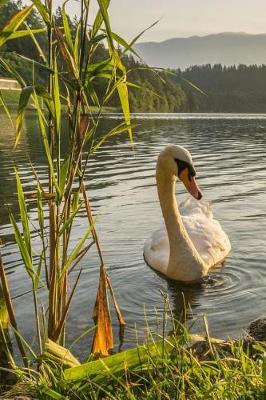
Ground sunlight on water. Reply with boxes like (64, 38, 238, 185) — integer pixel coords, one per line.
(0, 112, 265, 355)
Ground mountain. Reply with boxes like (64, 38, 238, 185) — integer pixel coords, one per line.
(134, 32, 266, 69)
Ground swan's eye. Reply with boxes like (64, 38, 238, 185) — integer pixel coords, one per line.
(188, 165, 196, 181)
(175, 158, 196, 181)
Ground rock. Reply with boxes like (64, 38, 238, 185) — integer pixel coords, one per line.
(247, 317, 266, 341)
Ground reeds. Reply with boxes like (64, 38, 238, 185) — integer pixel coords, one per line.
(0, 0, 135, 380)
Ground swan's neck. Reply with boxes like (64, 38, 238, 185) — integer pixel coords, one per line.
(156, 162, 206, 281)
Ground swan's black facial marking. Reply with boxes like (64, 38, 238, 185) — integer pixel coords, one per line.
(175, 158, 196, 181)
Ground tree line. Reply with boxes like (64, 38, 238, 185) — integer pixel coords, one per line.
(2, 0, 266, 113)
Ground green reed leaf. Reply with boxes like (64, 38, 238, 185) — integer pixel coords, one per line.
(5, 27, 46, 41)
(61, 4, 74, 54)
(37, 183, 44, 231)
(16, 85, 55, 145)
(59, 157, 69, 197)
(92, 121, 135, 152)
(116, 77, 132, 144)
(15, 168, 32, 257)
(34, 249, 43, 290)
(182, 77, 207, 96)
(54, 25, 79, 79)
(53, 58, 61, 137)
(16, 86, 33, 145)
(35, 85, 55, 117)
(31, 0, 50, 25)
(110, 31, 139, 58)
(85, 80, 100, 107)
(71, 192, 80, 213)
(34, 92, 60, 195)
(96, 0, 114, 51)
(0, 5, 34, 48)
(121, 19, 160, 57)
(60, 223, 94, 279)
(9, 213, 33, 280)
(73, 22, 80, 66)
(11, 52, 53, 75)
(92, 0, 110, 38)
(86, 58, 112, 80)
(24, 21, 47, 63)
(87, 33, 106, 46)
(64, 336, 175, 382)
(0, 56, 26, 87)
(59, 201, 82, 237)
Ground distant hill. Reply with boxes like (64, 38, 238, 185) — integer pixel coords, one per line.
(134, 32, 266, 69)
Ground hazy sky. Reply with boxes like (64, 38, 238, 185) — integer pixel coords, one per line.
(54, 0, 266, 42)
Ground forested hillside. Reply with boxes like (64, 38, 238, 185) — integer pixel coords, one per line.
(176, 64, 266, 112)
(2, 1, 266, 113)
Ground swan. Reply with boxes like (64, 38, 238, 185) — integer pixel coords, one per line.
(144, 145, 231, 282)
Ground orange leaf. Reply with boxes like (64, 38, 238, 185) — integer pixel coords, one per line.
(91, 264, 113, 357)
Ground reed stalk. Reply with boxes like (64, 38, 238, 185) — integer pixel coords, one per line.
(0, 0, 138, 377)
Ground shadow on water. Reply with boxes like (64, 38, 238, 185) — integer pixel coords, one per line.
(153, 264, 227, 325)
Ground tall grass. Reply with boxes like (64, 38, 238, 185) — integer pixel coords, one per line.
(0, 0, 137, 383)
(2, 312, 266, 399)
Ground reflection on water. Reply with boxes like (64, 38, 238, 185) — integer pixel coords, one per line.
(0, 112, 266, 357)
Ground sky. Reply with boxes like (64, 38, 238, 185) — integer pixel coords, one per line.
(54, 0, 266, 42)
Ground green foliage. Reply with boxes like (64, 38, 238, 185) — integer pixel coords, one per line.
(0, 4, 34, 48)
(177, 63, 266, 112)
(0, 0, 133, 376)
(0, 0, 45, 60)
(7, 327, 265, 400)
(58, 339, 266, 399)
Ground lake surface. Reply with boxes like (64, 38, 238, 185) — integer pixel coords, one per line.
(0, 113, 265, 358)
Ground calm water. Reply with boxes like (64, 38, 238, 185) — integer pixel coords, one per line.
(0, 113, 265, 357)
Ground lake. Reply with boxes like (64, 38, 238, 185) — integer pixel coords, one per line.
(0, 112, 265, 358)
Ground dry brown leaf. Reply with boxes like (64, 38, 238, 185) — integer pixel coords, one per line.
(91, 264, 113, 356)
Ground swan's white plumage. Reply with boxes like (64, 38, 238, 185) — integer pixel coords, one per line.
(144, 144, 231, 282)
(144, 196, 231, 276)
(180, 197, 231, 267)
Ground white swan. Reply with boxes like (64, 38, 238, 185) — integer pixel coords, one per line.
(144, 145, 231, 282)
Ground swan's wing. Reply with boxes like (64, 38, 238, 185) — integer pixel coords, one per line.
(181, 197, 231, 267)
(144, 197, 231, 274)
(143, 228, 169, 275)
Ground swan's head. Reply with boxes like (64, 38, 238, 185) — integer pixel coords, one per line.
(157, 145, 202, 200)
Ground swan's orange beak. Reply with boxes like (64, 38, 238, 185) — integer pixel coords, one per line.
(179, 168, 202, 200)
